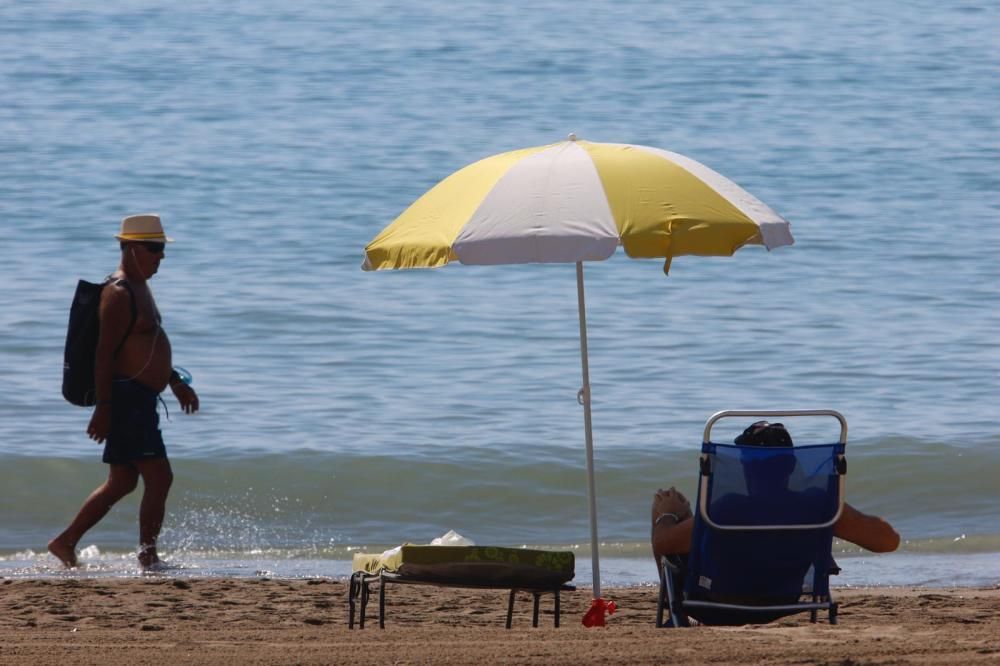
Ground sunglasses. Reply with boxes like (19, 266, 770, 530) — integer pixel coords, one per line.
(136, 241, 165, 254)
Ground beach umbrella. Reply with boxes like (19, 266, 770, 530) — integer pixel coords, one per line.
(362, 135, 794, 621)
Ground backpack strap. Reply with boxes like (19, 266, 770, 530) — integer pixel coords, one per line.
(110, 278, 138, 359)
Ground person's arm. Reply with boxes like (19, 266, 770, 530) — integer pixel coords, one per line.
(833, 502, 900, 553)
(86, 285, 132, 443)
(169, 370, 199, 414)
(650, 487, 694, 559)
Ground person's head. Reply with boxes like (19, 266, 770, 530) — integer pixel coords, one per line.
(734, 421, 793, 448)
(735, 421, 796, 487)
(115, 214, 172, 278)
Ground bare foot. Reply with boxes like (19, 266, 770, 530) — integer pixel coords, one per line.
(138, 544, 160, 569)
(47, 538, 78, 569)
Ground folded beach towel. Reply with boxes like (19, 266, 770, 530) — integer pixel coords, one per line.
(352, 545, 575, 588)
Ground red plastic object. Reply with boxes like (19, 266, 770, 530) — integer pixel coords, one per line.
(581, 597, 617, 627)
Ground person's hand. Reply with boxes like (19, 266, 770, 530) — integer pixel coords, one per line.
(171, 383, 199, 414)
(87, 404, 112, 443)
(651, 487, 692, 524)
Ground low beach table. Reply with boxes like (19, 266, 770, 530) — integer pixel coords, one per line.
(348, 545, 576, 629)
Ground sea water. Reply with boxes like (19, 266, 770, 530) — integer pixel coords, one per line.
(1, 0, 998, 588)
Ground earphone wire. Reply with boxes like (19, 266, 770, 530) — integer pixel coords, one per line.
(114, 246, 160, 383)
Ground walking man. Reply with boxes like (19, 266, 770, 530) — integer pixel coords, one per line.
(49, 214, 199, 569)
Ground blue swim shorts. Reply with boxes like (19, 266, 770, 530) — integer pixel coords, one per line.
(102, 378, 167, 465)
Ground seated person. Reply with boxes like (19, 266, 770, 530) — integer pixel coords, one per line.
(652, 422, 900, 562)
(652, 486, 899, 557)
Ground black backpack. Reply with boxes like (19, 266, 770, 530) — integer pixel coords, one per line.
(62, 278, 137, 406)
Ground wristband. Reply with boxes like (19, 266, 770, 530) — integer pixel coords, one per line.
(170, 366, 192, 386)
(654, 512, 682, 527)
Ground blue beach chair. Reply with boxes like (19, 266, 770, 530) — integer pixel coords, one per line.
(657, 410, 847, 627)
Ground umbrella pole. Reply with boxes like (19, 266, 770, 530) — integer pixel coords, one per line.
(575, 261, 602, 599)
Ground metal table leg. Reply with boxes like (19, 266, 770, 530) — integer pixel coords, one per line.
(379, 574, 387, 629)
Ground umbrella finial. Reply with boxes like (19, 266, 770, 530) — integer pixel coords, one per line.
(567, 132, 577, 142)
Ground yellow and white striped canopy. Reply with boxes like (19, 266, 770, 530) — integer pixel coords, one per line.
(363, 138, 793, 273)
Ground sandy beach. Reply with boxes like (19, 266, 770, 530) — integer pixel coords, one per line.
(0, 579, 997, 664)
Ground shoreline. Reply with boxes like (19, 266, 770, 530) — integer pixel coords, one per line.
(1, 579, 997, 664)
(4, 549, 1000, 589)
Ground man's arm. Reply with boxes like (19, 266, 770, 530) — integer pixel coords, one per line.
(86, 284, 132, 443)
(650, 487, 694, 559)
(833, 502, 900, 553)
(168, 371, 199, 414)
(652, 515, 693, 559)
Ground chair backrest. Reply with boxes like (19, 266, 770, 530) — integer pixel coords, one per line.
(685, 440, 846, 604)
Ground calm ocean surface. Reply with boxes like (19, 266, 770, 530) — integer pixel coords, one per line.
(1, 1, 998, 587)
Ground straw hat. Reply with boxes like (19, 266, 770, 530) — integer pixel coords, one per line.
(115, 214, 174, 242)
